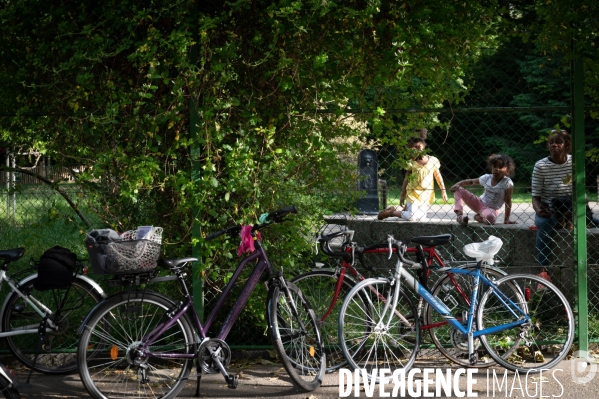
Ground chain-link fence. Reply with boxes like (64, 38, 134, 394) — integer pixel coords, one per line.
(330, 48, 599, 352)
(3, 53, 597, 360)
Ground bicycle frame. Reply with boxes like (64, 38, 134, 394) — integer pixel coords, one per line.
(0, 269, 105, 338)
(319, 242, 475, 331)
(395, 260, 530, 342)
(137, 239, 276, 359)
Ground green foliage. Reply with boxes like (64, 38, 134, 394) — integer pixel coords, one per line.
(3, 0, 597, 336)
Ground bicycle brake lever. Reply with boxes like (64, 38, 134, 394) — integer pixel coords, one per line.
(388, 237, 393, 260)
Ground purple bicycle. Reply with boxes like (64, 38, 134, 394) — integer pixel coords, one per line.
(76, 206, 325, 399)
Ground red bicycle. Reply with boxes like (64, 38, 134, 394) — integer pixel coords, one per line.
(291, 229, 507, 372)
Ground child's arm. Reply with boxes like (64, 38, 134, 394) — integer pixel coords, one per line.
(433, 169, 448, 203)
(450, 178, 480, 192)
(503, 186, 517, 224)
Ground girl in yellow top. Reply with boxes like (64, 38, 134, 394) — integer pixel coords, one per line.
(378, 137, 448, 221)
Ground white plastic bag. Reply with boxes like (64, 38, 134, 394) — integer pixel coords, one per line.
(463, 235, 503, 265)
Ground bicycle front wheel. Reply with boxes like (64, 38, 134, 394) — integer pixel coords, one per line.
(339, 278, 419, 382)
(77, 291, 195, 399)
(267, 280, 326, 392)
(1, 277, 104, 374)
(477, 274, 575, 373)
(291, 269, 358, 373)
(426, 264, 506, 368)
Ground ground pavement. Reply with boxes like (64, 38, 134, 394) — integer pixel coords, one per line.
(8, 357, 598, 399)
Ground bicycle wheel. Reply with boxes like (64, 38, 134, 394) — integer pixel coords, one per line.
(0, 384, 19, 399)
(291, 269, 357, 373)
(77, 291, 195, 399)
(339, 277, 419, 382)
(1, 277, 103, 374)
(267, 280, 326, 392)
(477, 274, 575, 373)
(0, 365, 20, 399)
(426, 265, 506, 367)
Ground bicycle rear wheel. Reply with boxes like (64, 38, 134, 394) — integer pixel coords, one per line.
(1, 277, 103, 374)
(290, 269, 357, 373)
(477, 274, 575, 373)
(0, 364, 20, 399)
(267, 280, 325, 392)
(339, 278, 419, 382)
(77, 291, 194, 399)
(426, 265, 506, 367)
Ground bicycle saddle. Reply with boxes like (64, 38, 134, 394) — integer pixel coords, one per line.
(411, 234, 452, 247)
(0, 248, 25, 263)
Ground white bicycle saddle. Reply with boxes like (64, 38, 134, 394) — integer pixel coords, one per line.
(462, 235, 503, 265)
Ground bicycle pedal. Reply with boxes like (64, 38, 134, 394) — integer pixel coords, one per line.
(226, 374, 238, 389)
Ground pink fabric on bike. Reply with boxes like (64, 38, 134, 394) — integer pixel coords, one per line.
(238, 225, 255, 255)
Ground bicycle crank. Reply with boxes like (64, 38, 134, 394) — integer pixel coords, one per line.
(197, 338, 231, 374)
(197, 338, 238, 389)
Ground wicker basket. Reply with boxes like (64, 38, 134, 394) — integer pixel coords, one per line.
(86, 227, 163, 275)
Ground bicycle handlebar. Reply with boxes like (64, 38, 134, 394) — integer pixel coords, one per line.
(205, 205, 298, 241)
(386, 235, 420, 268)
(318, 230, 353, 257)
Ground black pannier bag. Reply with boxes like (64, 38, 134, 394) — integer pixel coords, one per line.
(33, 246, 78, 291)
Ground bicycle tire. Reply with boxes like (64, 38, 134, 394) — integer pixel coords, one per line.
(339, 277, 419, 382)
(1, 277, 103, 374)
(0, 385, 20, 399)
(477, 273, 575, 373)
(426, 264, 506, 368)
(77, 291, 195, 399)
(267, 280, 326, 392)
(0, 366, 20, 399)
(290, 269, 358, 373)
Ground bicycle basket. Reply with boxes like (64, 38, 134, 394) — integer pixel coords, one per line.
(85, 227, 163, 275)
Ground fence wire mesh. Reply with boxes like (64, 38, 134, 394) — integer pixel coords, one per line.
(3, 50, 598, 358)
(327, 51, 599, 352)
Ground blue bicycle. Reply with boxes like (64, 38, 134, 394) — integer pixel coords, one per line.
(338, 235, 575, 379)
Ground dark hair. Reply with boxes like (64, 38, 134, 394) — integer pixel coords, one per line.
(406, 136, 426, 148)
(487, 154, 515, 177)
(548, 129, 572, 153)
(414, 128, 428, 140)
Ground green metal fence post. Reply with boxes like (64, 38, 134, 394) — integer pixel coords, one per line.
(572, 45, 588, 353)
(190, 0, 204, 323)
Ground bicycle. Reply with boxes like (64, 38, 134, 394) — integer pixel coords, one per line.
(76, 206, 326, 399)
(292, 230, 507, 372)
(0, 364, 20, 399)
(0, 248, 106, 374)
(338, 235, 574, 380)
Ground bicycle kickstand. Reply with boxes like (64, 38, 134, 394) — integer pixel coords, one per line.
(25, 316, 48, 385)
(194, 363, 202, 397)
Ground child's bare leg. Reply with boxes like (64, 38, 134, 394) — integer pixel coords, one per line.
(378, 206, 402, 220)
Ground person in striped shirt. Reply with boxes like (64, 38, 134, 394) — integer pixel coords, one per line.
(531, 129, 573, 269)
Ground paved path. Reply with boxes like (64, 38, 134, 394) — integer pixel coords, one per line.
(12, 359, 597, 399)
